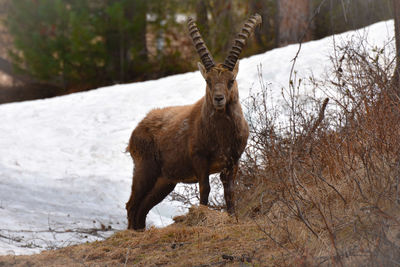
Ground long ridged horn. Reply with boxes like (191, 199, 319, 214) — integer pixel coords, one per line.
(223, 14, 262, 71)
(188, 17, 215, 71)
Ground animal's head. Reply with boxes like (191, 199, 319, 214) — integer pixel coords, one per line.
(188, 14, 262, 111)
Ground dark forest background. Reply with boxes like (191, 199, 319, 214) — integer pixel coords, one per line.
(0, 0, 393, 103)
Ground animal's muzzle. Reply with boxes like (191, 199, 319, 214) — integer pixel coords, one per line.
(213, 95, 226, 108)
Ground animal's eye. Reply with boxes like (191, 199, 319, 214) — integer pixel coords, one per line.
(228, 80, 234, 89)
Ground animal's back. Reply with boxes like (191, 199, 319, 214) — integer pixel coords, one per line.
(127, 101, 201, 162)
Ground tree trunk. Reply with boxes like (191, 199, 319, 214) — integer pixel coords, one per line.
(392, 0, 400, 98)
(105, 0, 148, 83)
(275, 0, 280, 47)
(121, 0, 148, 82)
(277, 0, 312, 47)
(130, 0, 148, 63)
(206, 0, 233, 58)
(249, 0, 278, 50)
(196, 0, 209, 38)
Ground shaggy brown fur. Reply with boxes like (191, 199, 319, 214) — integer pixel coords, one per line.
(126, 15, 261, 230)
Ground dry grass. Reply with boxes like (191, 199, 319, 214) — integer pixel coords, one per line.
(233, 39, 400, 266)
(0, 206, 289, 266)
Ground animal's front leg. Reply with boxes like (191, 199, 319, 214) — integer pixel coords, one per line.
(199, 174, 210, 205)
(192, 155, 210, 206)
(220, 163, 238, 214)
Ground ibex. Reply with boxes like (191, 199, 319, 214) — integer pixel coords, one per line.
(126, 14, 262, 230)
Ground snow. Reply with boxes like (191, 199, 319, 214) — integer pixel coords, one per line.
(0, 20, 395, 255)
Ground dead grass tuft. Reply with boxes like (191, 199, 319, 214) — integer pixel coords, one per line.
(173, 205, 233, 227)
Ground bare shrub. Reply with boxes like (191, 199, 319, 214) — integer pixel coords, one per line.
(169, 175, 224, 209)
(235, 36, 400, 266)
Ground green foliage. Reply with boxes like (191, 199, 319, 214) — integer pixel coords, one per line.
(8, 1, 102, 87)
(7, 0, 149, 89)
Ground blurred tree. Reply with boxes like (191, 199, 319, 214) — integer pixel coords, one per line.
(8, 1, 99, 89)
(392, 0, 400, 97)
(0, 0, 15, 81)
(195, 0, 209, 37)
(2, 0, 394, 98)
(206, 0, 236, 59)
(277, 0, 312, 46)
(6, 0, 150, 91)
(313, 0, 392, 39)
(145, 0, 193, 76)
(188, 0, 238, 61)
(249, 0, 278, 50)
(246, 0, 311, 52)
(101, 0, 148, 82)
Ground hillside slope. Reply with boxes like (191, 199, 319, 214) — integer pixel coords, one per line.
(0, 20, 395, 256)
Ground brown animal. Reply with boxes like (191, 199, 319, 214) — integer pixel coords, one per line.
(126, 14, 262, 230)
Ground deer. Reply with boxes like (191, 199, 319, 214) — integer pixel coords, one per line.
(126, 14, 262, 230)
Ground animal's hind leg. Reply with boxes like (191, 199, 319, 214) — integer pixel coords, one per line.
(126, 159, 160, 230)
(134, 177, 176, 230)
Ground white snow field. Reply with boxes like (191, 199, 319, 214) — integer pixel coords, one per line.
(0, 20, 395, 255)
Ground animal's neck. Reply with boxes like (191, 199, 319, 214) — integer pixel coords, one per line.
(201, 98, 242, 128)
(198, 98, 243, 160)
(202, 100, 230, 119)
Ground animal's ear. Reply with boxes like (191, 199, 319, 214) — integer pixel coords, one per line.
(198, 62, 207, 79)
(232, 60, 239, 79)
